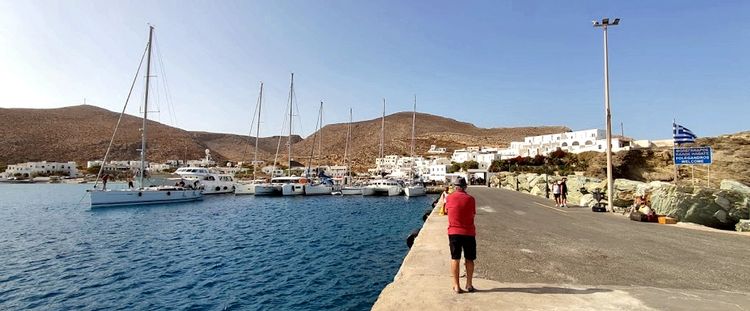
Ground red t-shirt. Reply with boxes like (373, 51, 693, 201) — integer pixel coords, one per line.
(445, 189, 476, 236)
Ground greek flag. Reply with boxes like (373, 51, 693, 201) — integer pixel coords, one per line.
(673, 122, 697, 144)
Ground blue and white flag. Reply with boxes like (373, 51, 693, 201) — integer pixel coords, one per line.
(673, 122, 697, 144)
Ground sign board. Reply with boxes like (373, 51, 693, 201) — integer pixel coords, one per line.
(674, 147, 712, 165)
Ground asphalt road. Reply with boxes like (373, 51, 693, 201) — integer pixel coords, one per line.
(467, 186, 750, 292)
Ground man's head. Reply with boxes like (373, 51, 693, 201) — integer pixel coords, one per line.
(453, 177, 467, 190)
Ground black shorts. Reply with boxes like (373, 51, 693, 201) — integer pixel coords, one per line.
(553, 194, 561, 199)
(449, 235, 476, 260)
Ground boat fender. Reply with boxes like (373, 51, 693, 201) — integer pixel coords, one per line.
(223, 186, 228, 190)
(231, 185, 235, 191)
(215, 186, 221, 192)
(406, 229, 419, 248)
(166, 191, 171, 196)
(422, 209, 432, 222)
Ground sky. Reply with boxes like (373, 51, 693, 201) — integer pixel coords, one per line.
(0, 0, 748, 140)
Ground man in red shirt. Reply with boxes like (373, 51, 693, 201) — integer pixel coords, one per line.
(445, 177, 476, 293)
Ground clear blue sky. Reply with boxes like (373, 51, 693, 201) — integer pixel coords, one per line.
(1, 0, 747, 140)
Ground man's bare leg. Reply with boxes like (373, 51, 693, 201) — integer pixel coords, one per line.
(465, 260, 474, 290)
(451, 259, 463, 292)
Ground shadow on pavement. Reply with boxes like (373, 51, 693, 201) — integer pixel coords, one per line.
(476, 287, 612, 295)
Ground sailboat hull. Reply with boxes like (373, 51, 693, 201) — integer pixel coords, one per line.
(404, 186, 426, 197)
(304, 184, 333, 195)
(254, 184, 281, 196)
(234, 183, 256, 195)
(89, 188, 202, 208)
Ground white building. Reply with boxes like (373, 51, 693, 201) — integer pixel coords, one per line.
(427, 145, 447, 154)
(4, 161, 79, 178)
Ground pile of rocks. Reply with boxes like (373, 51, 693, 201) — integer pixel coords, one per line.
(489, 173, 750, 231)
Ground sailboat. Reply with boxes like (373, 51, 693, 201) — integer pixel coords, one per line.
(363, 98, 403, 196)
(235, 82, 266, 195)
(88, 26, 202, 208)
(276, 73, 305, 196)
(404, 95, 426, 197)
(339, 108, 362, 195)
(304, 101, 335, 195)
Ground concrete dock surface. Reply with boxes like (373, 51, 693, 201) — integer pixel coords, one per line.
(373, 187, 750, 310)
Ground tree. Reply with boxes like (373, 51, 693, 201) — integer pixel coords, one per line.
(447, 162, 461, 174)
(461, 160, 479, 170)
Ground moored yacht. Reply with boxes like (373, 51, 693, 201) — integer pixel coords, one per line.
(235, 179, 266, 195)
(362, 179, 403, 196)
(174, 167, 236, 195)
(272, 176, 306, 196)
(88, 26, 202, 208)
(404, 181, 426, 197)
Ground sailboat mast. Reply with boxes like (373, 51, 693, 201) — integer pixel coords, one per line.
(380, 98, 385, 159)
(344, 108, 352, 179)
(288, 73, 294, 177)
(140, 25, 154, 188)
(411, 94, 416, 157)
(253, 82, 263, 180)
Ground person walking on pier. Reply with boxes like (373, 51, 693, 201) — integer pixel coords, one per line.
(445, 177, 476, 294)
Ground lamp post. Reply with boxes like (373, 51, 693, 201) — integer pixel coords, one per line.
(593, 17, 620, 212)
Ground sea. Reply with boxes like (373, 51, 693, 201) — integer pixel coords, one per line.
(0, 184, 435, 310)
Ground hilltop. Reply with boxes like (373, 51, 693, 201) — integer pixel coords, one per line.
(0, 105, 566, 170)
(0, 105, 299, 166)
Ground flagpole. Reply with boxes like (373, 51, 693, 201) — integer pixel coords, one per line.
(673, 119, 678, 183)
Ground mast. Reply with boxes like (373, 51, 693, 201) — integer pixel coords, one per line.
(307, 101, 323, 178)
(140, 25, 154, 188)
(410, 94, 417, 180)
(411, 94, 416, 157)
(287, 73, 294, 177)
(253, 82, 263, 180)
(380, 98, 385, 159)
(344, 108, 352, 181)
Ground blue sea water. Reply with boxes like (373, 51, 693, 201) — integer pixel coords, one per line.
(0, 184, 434, 310)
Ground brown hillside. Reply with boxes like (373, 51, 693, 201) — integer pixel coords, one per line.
(0, 105, 286, 166)
(189, 131, 302, 164)
(289, 111, 569, 171)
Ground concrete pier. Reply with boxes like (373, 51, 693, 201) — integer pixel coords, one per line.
(373, 187, 750, 310)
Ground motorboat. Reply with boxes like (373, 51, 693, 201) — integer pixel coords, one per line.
(88, 26, 202, 208)
(174, 167, 236, 195)
(362, 179, 403, 196)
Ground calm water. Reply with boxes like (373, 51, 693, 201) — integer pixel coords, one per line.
(0, 184, 434, 310)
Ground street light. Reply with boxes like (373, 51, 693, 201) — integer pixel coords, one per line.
(593, 17, 620, 212)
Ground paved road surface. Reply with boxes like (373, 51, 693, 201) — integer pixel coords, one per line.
(470, 187, 750, 291)
(373, 186, 750, 310)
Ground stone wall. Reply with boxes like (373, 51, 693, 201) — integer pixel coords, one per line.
(489, 173, 750, 231)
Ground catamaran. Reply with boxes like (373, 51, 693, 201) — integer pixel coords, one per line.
(88, 26, 202, 208)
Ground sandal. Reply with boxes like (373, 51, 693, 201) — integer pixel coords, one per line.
(466, 286, 476, 293)
(452, 287, 465, 294)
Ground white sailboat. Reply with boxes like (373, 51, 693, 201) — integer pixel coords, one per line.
(363, 99, 403, 196)
(280, 73, 305, 196)
(339, 108, 362, 195)
(235, 82, 265, 195)
(304, 101, 335, 195)
(89, 26, 202, 208)
(404, 94, 426, 197)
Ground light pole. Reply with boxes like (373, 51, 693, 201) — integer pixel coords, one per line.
(593, 17, 619, 212)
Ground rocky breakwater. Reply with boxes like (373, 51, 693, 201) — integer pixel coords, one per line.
(489, 173, 750, 231)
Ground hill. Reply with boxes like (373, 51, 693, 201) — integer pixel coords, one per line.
(0, 105, 297, 166)
(289, 111, 569, 171)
